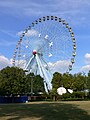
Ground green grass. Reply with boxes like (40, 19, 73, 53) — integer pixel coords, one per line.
(0, 101, 90, 120)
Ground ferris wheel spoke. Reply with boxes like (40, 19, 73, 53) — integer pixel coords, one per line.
(36, 54, 52, 92)
(37, 41, 48, 53)
(40, 55, 53, 78)
(35, 54, 49, 93)
(24, 55, 34, 70)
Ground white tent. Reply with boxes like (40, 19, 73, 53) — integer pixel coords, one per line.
(57, 87, 67, 95)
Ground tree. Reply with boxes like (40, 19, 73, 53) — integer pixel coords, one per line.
(25, 73, 44, 94)
(51, 72, 62, 89)
(25, 73, 34, 94)
(61, 73, 74, 89)
(33, 75, 44, 93)
(0, 66, 26, 95)
(73, 73, 86, 91)
(0, 67, 45, 96)
(50, 72, 62, 100)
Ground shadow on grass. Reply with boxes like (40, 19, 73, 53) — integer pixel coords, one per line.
(0, 102, 90, 120)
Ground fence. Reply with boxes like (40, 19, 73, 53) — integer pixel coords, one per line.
(0, 96, 28, 103)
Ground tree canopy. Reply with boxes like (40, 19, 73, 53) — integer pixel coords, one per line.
(0, 66, 90, 98)
(0, 66, 44, 96)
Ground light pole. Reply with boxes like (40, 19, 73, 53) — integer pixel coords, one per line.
(30, 75, 34, 96)
(82, 72, 87, 89)
(82, 72, 88, 97)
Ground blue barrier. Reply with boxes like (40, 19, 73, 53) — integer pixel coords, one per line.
(0, 96, 28, 103)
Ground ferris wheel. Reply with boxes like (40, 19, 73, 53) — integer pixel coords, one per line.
(12, 16, 76, 93)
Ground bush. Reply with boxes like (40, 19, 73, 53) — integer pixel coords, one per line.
(56, 91, 86, 101)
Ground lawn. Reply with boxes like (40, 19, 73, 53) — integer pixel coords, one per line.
(0, 101, 90, 120)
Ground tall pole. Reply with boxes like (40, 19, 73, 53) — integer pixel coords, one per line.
(30, 75, 34, 96)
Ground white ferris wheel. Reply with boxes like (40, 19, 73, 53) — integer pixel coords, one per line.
(12, 16, 76, 94)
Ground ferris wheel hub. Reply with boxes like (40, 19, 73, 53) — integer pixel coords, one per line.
(32, 50, 37, 55)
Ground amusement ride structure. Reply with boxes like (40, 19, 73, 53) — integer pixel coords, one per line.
(12, 16, 76, 94)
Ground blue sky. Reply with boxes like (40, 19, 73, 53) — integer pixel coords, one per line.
(0, 0, 90, 74)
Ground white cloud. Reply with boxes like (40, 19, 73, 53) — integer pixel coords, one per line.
(0, 0, 89, 18)
(85, 53, 90, 59)
(80, 65, 90, 72)
(0, 55, 12, 70)
(17, 30, 38, 37)
(17, 31, 24, 36)
(11, 59, 70, 73)
(0, 0, 88, 12)
(25, 30, 38, 37)
(48, 60, 70, 73)
(80, 53, 90, 73)
(85, 53, 90, 64)
(14, 59, 26, 69)
(0, 0, 89, 30)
